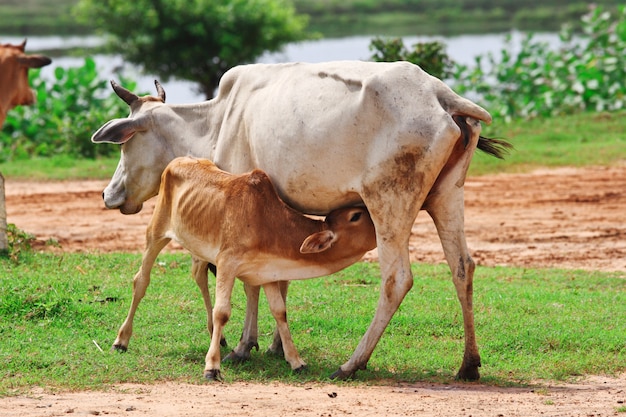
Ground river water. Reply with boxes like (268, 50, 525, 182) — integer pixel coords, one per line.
(2, 32, 564, 103)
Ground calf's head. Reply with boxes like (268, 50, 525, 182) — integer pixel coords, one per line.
(91, 80, 169, 214)
(300, 207, 377, 256)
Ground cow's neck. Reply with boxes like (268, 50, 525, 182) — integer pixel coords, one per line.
(164, 101, 220, 159)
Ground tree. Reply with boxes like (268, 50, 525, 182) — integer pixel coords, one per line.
(74, 0, 311, 99)
(369, 37, 454, 80)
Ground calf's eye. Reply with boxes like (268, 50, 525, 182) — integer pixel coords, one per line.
(350, 212, 362, 222)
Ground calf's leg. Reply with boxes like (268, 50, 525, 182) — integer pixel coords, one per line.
(204, 263, 237, 381)
(262, 281, 306, 371)
(191, 257, 226, 346)
(113, 235, 170, 351)
(267, 280, 289, 356)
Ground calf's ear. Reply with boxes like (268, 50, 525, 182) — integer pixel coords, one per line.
(300, 230, 337, 254)
(91, 116, 147, 144)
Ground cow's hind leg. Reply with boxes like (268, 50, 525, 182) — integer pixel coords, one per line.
(426, 183, 481, 381)
(262, 281, 306, 371)
(191, 258, 226, 346)
(112, 234, 170, 351)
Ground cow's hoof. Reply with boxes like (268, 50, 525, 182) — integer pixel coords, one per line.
(265, 345, 284, 357)
(222, 350, 250, 363)
(247, 341, 260, 353)
(455, 358, 481, 381)
(111, 344, 127, 352)
(455, 367, 480, 381)
(330, 368, 353, 380)
(204, 369, 223, 382)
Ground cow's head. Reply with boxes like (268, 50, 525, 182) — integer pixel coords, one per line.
(91, 80, 170, 214)
(0, 39, 51, 126)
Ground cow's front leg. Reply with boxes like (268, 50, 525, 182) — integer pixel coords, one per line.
(331, 239, 414, 379)
(331, 193, 419, 379)
(222, 282, 261, 363)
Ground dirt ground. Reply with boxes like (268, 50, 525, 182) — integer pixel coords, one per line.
(3, 165, 626, 416)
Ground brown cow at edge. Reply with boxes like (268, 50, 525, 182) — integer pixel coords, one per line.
(0, 39, 51, 127)
(0, 39, 51, 252)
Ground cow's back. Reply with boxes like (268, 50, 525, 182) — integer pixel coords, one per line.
(211, 61, 486, 215)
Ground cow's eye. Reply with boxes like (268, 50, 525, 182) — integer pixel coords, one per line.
(350, 212, 362, 222)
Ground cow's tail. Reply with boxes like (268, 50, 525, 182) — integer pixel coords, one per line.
(439, 85, 513, 160)
(477, 136, 513, 160)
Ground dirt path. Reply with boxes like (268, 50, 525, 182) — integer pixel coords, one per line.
(3, 375, 626, 417)
(3, 165, 626, 416)
(6, 165, 626, 272)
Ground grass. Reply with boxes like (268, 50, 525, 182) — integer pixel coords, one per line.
(1, 110, 625, 181)
(1, 253, 624, 395)
(0, 154, 119, 181)
(470, 110, 626, 176)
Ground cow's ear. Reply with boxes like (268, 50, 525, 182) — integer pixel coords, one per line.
(91, 117, 146, 144)
(17, 54, 51, 69)
(300, 230, 337, 254)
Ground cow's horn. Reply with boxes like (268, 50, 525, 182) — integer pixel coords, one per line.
(154, 80, 166, 102)
(111, 80, 139, 106)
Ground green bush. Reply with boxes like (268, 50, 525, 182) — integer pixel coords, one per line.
(2, 224, 35, 263)
(452, 5, 626, 120)
(369, 37, 454, 79)
(0, 57, 135, 162)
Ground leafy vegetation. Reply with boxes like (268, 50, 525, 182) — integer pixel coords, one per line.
(1, 253, 623, 394)
(0, 58, 134, 162)
(370, 6, 626, 121)
(73, 0, 311, 99)
(453, 6, 626, 121)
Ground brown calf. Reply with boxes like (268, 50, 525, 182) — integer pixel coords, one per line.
(113, 156, 377, 380)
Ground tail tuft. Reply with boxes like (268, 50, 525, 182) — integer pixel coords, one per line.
(477, 136, 513, 160)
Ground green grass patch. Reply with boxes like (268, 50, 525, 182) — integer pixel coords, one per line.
(470, 111, 626, 175)
(0, 155, 118, 181)
(1, 253, 624, 395)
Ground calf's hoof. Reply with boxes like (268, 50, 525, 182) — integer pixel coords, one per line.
(293, 365, 307, 374)
(220, 337, 227, 347)
(204, 369, 223, 382)
(111, 344, 128, 353)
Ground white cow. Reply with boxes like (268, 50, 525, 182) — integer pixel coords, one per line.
(114, 156, 377, 380)
(92, 60, 510, 380)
